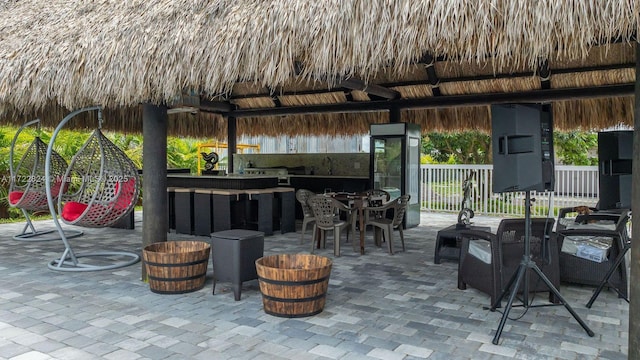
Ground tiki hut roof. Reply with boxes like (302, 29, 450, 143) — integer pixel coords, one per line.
(0, 1, 638, 138)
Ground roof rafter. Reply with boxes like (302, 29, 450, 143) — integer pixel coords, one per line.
(225, 84, 634, 117)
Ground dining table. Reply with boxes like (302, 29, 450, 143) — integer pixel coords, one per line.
(329, 192, 385, 255)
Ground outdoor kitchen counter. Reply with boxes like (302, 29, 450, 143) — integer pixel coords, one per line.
(288, 175, 370, 195)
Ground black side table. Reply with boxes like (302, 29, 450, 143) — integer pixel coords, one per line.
(434, 224, 491, 264)
(211, 229, 264, 300)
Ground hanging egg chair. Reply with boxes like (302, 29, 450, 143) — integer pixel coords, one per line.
(58, 129, 139, 227)
(45, 106, 141, 271)
(7, 119, 82, 241)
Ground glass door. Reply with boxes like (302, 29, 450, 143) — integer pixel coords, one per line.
(372, 137, 403, 200)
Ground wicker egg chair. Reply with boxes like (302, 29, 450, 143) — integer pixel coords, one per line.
(7, 119, 82, 241)
(45, 106, 140, 271)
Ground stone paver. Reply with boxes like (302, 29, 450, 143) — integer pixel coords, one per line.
(0, 211, 630, 359)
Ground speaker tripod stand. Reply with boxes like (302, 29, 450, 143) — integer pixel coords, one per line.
(490, 191, 594, 345)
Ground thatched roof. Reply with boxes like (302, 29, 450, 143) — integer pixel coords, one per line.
(0, 1, 638, 138)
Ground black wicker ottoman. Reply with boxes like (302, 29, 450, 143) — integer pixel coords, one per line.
(211, 229, 265, 300)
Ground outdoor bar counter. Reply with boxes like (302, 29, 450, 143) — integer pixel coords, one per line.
(167, 174, 291, 237)
(167, 174, 279, 189)
(288, 175, 369, 194)
(168, 173, 369, 193)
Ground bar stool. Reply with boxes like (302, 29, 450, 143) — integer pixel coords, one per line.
(193, 189, 214, 236)
(210, 189, 247, 232)
(173, 187, 195, 235)
(244, 188, 274, 236)
(272, 187, 295, 234)
(167, 187, 177, 231)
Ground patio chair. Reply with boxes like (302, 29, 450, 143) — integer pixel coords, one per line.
(296, 189, 316, 244)
(307, 195, 355, 256)
(349, 188, 391, 235)
(364, 188, 391, 204)
(363, 194, 410, 254)
(555, 207, 631, 306)
(362, 188, 391, 221)
(458, 218, 559, 307)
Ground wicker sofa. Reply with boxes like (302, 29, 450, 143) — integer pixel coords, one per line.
(554, 207, 631, 301)
(457, 218, 559, 307)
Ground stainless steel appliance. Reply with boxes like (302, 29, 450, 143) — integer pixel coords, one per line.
(369, 123, 421, 228)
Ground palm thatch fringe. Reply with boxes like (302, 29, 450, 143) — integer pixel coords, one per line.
(551, 69, 635, 89)
(548, 42, 636, 69)
(394, 85, 434, 99)
(238, 112, 385, 137)
(349, 90, 371, 102)
(1, 95, 634, 138)
(553, 97, 634, 131)
(231, 97, 276, 109)
(440, 77, 540, 96)
(279, 92, 347, 106)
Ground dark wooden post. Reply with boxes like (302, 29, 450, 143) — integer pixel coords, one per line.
(227, 116, 237, 173)
(389, 105, 401, 123)
(630, 41, 639, 360)
(142, 103, 168, 280)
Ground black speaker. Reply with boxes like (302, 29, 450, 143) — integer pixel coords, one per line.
(491, 104, 555, 193)
(598, 130, 632, 210)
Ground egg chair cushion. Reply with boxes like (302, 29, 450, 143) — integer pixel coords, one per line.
(62, 201, 89, 222)
(9, 191, 23, 205)
(113, 178, 137, 211)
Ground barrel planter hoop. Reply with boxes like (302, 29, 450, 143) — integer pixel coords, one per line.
(255, 254, 332, 318)
(143, 241, 210, 294)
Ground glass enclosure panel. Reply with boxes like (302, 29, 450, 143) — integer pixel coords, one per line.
(407, 136, 420, 204)
(372, 137, 403, 199)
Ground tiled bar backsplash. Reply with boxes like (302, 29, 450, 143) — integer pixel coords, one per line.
(234, 153, 370, 177)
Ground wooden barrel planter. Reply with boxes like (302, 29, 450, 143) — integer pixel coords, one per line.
(143, 241, 210, 294)
(255, 254, 332, 318)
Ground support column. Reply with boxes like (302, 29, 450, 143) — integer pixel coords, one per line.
(142, 103, 168, 280)
(228, 116, 237, 173)
(630, 41, 639, 360)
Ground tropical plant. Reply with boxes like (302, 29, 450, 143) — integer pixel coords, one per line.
(422, 131, 492, 164)
(50, 130, 90, 160)
(553, 131, 598, 165)
(167, 137, 203, 173)
(106, 132, 143, 169)
(0, 128, 12, 218)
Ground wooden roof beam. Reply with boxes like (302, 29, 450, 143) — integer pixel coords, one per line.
(338, 78, 400, 100)
(198, 98, 235, 113)
(381, 62, 636, 88)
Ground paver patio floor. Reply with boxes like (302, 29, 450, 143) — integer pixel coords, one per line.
(0, 212, 629, 359)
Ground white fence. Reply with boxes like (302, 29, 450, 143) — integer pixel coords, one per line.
(420, 164, 599, 217)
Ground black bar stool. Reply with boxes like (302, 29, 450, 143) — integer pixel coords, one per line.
(272, 187, 295, 234)
(173, 187, 195, 235)
(244, 188, 274, 236)
(193, 189, 214, 236)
